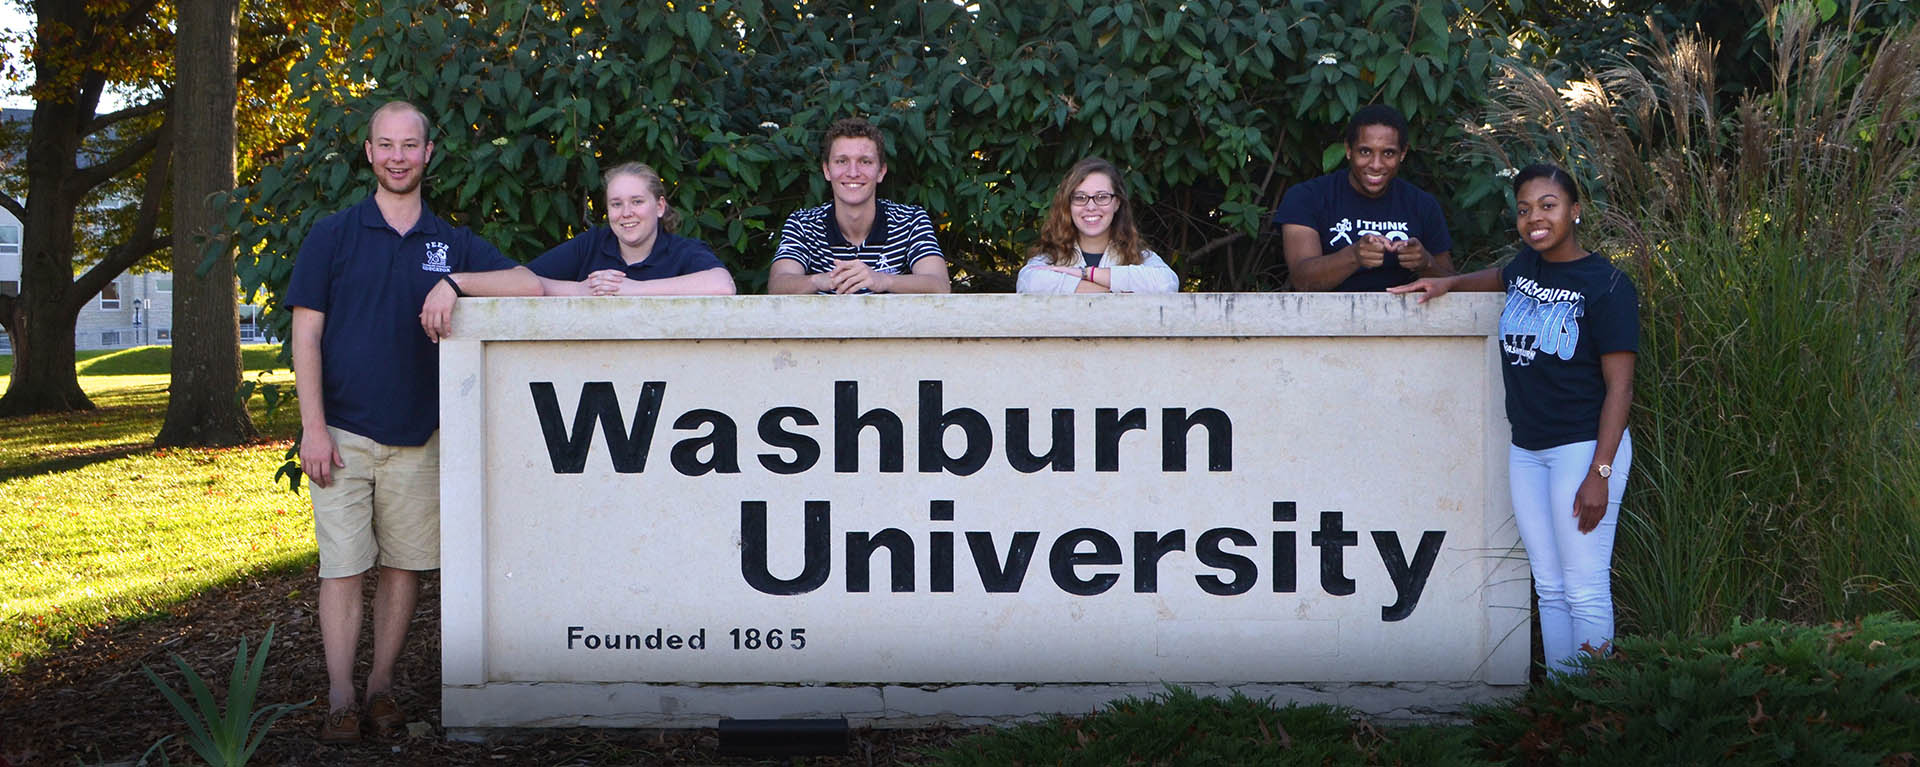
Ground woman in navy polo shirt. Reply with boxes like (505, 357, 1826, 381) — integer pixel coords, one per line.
(1389, 164, 1638, 674)
(530, 162, 735, 296)
(1016, 157, 1178, 293)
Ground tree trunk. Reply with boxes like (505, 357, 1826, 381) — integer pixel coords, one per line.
(0, 284, 90, 413)
(157, 0, 256, 447)
(0, 89, 94, 416)
(0, 2, 171, 417)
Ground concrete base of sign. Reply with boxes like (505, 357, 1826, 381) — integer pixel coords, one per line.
(445, 680, 1521, 736)
(441, 293, 1529, 730)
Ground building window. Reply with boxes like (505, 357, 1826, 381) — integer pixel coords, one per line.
(101, 330, 121, 346)
(156, 328, 171, 341)
(100, 280, 120, 310)
(0, 280, 16, 297)
(0, 224, 18, 258)
(156, 276, 173, 293)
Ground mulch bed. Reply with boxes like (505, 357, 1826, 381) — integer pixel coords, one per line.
(0, 567, 975, 766)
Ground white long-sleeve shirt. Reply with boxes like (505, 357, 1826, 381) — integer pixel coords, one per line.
(1015, 250, 1180, 294)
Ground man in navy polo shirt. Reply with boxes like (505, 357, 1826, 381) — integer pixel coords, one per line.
(768, 117, 951, 294)
(1274, 104, 1456, 291)
(529, 162, 734, 296)
(286, 100, 538, 743)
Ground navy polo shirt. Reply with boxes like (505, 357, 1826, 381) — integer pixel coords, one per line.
(526, 227, 724, 282)
(285, 195, 517, 446)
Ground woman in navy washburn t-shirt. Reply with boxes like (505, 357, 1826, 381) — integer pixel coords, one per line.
(1389, 164, 1638, 675)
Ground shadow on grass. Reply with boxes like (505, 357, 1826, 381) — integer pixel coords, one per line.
(0, 444, 153, 483)
(2, 549, 321, 675)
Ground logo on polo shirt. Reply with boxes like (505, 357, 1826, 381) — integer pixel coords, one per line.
(422, 241, 451, 273)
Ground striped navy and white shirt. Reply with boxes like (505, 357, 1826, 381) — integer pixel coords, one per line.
(772, 199, 944, 287)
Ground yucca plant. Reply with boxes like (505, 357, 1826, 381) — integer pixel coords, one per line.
(140, 624, 310, 767)
(1465, 0, 1920, 635)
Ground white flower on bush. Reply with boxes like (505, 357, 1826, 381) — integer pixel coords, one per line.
(759, 121, 780, 130)
(491, 137, 508, 146)
(1316, 54, 1338, 66)
(1496, 167, 1519, 179)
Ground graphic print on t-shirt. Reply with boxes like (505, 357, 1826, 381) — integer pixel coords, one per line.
(1327, 217, 1411, 249)
(1500, 275, 1584, 367)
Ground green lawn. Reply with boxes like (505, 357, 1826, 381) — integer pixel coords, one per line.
(0, 346, 308, 671)
(0, 348, 112, 377)
(0, 344, 286, 378)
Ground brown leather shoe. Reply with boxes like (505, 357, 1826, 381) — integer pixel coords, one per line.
(317, 704, 361, 743)
(365, 693, 405, 739)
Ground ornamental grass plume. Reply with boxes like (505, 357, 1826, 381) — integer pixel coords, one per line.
(1463, 0, 1920, 636)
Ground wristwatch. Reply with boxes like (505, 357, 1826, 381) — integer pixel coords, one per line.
(1593, 464, 1613, 479)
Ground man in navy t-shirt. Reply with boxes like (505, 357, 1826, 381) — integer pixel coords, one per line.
(1273, 104, 1456, 291)
(285, 100, 537, 742)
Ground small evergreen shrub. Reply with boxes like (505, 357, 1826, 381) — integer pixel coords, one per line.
(1472, 615, 1920, 766)
(927, 685, 1490, 766)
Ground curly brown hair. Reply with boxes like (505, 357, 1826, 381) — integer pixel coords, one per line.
(820, 117, 888, 166)
(1033, 157, 1145, 267)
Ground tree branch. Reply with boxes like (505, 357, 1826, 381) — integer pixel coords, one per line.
(1185, 231, 1246, 263)
(85, 99, 168, 136)
(114, 0, 166, 28)
(0, 192, 23, 221)
(68, 118, 164, 196)
(70, 126, 173, 311)
(74, 69, 106, 122)
(238, 38, 304, 81)
(76, 34, 297, 141)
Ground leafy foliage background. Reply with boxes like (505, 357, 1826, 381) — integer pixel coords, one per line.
(230, 0, 1516, 336)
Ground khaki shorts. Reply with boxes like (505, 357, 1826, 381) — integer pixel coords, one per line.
(311, 427, 440, 578)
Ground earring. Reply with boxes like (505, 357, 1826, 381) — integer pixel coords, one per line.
(1574, 217, 1582, 224)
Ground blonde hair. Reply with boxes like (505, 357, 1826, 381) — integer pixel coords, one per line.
(602, 162, 680, 233)
(367, 100, 431, 140)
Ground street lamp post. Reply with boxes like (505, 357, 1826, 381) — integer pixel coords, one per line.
(130, 298, 147, 346)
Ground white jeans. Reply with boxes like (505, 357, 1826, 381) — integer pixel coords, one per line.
(1510, 430, 1632, 673)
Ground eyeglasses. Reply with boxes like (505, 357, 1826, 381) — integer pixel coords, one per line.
(1070, 192, 1118, 208)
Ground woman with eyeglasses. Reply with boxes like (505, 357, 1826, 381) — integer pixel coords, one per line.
(1016, 157, 1179, 293)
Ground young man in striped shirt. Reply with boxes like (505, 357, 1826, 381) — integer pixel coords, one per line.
(768, 118, 951, 294)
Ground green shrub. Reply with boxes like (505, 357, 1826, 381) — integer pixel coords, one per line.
(230, 0, 1520, 323)
(1472, 615, 1920, 765)
(926, 686, 1490, 766)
